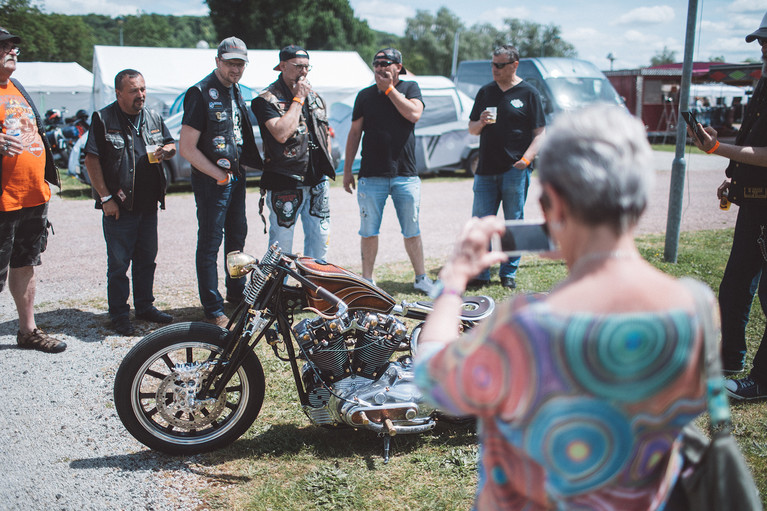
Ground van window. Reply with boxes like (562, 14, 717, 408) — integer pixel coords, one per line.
(455, 61, 492, 99)
(546, 77, 623, 110)
(420, 95, 459, 127)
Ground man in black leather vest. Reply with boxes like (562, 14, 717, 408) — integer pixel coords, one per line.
(252, 45, 335, 260)
(179, 36, 263, 327)
(688, 12, 767, 400)
(85, 69, 176, 336)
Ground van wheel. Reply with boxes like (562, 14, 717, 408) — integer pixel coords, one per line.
(464, 150, 479, 176)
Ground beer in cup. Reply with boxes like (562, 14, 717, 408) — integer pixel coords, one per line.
(146, 144, 160, 164)
(484, 107, 497, 124)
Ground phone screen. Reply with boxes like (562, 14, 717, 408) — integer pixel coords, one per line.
(492, 221, 555, 256)
(681, 111, 706, 142)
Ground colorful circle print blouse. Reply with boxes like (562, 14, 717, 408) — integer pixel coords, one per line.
(414, 291, 709, 511)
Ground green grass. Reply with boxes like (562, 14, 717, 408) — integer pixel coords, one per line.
(174, 228, 767, 510)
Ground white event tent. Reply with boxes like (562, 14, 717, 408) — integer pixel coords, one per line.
(92, 45, 374, 114)
(12, 61, 94, 116)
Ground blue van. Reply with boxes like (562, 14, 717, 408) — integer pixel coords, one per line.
(454, 57, 624, 123)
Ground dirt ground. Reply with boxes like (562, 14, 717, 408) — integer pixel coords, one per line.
(0, 150, 736, 321)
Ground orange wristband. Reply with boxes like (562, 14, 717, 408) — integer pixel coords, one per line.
(520, 157, 530, 167)
(217, 174, 230, 185)
(293, 96, 304, 105)
(384, 85, 394, 96)
(706, 141, 720, 154)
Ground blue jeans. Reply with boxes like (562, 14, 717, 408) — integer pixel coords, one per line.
(472, 169, 531, 280)
(719, 203, 767, 383)
(192, 171, 247, 318)
(266, 180, 330, 259)
(102, 209, 158, 321)
(357, 176, 421, 238)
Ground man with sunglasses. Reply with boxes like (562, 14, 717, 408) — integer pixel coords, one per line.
(687, 12, 767, 400)
(252, 45, 335, 260)
(0, 27, 66, 352)
(179, 36, 263, 328)
(343, 48, 435, 295)
(467, 44, 546, 290)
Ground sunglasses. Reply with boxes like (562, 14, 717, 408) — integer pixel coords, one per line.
(0, 43, 20, 55)
(288, 62, 312, 71)
(492, 61, 515, 69)
(373, 60, 395, 68)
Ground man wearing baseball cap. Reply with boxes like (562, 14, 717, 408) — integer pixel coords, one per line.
(252, 45, 335, 259)
(179, 36, 263, 327)
(687, 11, 767, 400)
(0, 27, 66, 352)
(342, 47, 435, 295)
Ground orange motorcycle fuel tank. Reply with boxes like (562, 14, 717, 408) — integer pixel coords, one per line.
(294, 257, 396, 315)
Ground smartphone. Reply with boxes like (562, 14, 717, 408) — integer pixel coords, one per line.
(491, 220, 555, 256)
(681, 111, 706, 143)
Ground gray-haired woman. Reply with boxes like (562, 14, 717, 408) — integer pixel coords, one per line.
(415, 104, 713, 510)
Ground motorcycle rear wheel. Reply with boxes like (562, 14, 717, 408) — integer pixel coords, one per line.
(114, 322, 265, 455)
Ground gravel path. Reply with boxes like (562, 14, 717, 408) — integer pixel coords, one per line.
(0, 150, 735, 510)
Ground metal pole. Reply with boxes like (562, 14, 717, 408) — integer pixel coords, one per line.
(450, 31, 460, 79)
(664, 0, 698, 262)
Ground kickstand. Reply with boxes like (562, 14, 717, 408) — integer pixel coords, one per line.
(382, 435, 390, 464)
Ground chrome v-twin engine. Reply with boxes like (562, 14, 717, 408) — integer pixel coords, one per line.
(293, 311, 437, 439)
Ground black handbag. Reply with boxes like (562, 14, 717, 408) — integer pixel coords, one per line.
(665, 280, 763, 510)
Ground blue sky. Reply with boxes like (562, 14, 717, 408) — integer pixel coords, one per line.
(35, 0, 767, 70)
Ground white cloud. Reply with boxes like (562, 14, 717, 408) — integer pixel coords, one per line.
(613, 6, 675, 26)
(38, 0, 208, 16)
(729, 0, 767, 15)
(352, 0, 414, 35)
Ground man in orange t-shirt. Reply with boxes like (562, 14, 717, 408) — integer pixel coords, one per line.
(0, 27, 65, 353)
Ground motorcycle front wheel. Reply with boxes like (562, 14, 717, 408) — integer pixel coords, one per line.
(114, 322, 265, 455)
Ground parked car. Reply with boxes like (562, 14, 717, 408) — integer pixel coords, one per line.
(454, 57, 625, 125)
(331, 75, 480, 175)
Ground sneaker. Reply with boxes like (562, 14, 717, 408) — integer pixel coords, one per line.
(136, 307, 173, 324)
(205, 314, 229, 329)
(414, 276, 436, 295)
(501, 277, 517, 289)
(111, 316, 135, 336)
(724, 376, 767, 401)
(17, 328, 67, 353)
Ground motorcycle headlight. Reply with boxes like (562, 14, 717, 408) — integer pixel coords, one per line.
(226, 251, 257, 278)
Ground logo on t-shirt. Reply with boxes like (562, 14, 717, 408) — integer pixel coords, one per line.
(510, 99, 524, 109)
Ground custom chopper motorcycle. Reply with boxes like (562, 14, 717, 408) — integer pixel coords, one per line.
(114, 243, 494, 461)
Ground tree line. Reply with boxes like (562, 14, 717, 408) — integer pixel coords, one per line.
(1, 0, 581, 76)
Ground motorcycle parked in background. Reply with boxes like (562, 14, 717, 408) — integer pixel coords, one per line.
(44, 109, 89, 169)
(113, 243, 494, 462)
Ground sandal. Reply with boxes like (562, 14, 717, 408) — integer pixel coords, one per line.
(17, 328, 67, 353)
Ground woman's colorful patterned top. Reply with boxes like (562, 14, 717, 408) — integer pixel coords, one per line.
(415, 291, 709, 510)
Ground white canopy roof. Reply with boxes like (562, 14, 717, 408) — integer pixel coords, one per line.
(12, 62, 93, 114)
(92, 45, 374, 114)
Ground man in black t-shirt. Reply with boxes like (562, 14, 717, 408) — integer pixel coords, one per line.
(85, 69, 176, 335)
(252, 45, 335, 259)
(343, 48, 435, 295)
(468, 44, 546, 290)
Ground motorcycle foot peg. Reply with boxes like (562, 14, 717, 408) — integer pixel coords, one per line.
(359, 411, 370, 425)
(384, 418, 397, 436)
